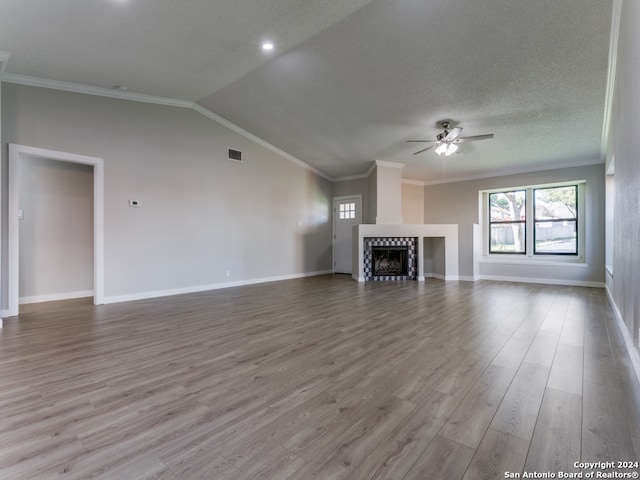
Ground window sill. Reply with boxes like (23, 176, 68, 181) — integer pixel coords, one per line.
(480, 256, 587, 267)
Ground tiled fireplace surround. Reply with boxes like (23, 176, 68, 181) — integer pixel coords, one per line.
(364, 237, 417, 281)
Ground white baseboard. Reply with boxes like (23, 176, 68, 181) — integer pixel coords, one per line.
(458, 275, 477, 282)
(424, 273, 445, 280)
(423, 273, 459, 281)
(478, 274, 605, 288)
(605, 285, 640, 386)
(19, 290, 95, 305)
(103, 270, 333, 305)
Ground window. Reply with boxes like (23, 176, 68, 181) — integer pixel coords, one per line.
(534, 185, 577, 255)
(486, 182, 582, 257)
(489, 190, 526, 253)
(339, 202, 356, 219)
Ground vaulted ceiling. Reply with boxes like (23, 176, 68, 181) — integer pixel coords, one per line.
(0, 0, 613, 183)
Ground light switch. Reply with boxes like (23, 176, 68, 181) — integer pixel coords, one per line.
(18, 209, 24, 220)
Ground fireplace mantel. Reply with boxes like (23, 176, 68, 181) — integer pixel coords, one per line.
(353, 224, 459, 282)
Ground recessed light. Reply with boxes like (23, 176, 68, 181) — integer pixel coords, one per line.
(262, 42, 274, 51)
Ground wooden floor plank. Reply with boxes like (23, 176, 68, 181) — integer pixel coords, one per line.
(547, 343, 583, 396)
(582, 380, 637, 463)
(438, 364, 516, 449)
(403, 435, 475, 480)
(524, 387, 582, 474)
(461, 428, 530, 480)
(490, 362, 550, 441)
(348, 390, 461, 480)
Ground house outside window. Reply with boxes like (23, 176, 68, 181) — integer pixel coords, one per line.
(534, 185, 578, 255)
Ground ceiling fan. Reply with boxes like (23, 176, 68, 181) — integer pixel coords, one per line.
(407, 121, 494, 156)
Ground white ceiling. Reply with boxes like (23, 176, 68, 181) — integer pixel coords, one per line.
(0, 0, 613, 183)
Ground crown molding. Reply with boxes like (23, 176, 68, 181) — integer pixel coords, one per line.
(601, 0, 622, 161)
(3, 73, 192, 108)
(402, 178, 425, 186)
(2, 73, 333, 182)
(332, 173, 369, 182)
(374, 159, 404, 169)
(421, 157, 604, 186)
(332, 160, 378, 182)
(365, 161, 377, 178)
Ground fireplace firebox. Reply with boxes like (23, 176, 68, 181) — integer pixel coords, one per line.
(372, 246, 408, 276)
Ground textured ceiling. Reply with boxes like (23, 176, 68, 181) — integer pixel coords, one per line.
(0, 0, 613, 182)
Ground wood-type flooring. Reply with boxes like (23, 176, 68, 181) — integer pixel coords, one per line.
(1, 276, 639, 479)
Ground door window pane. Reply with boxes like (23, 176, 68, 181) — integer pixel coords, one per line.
(338, 202, 356, 220)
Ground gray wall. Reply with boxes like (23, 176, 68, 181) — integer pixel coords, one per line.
(19, 157, 94, 300)
(332, 177, 370, 224)
(1, 83, 333, 305)
(401, 182, 424, 224)
(607, 0, 640, 360)
(332, 172, 425, 225)
(423, 163, 605, 283)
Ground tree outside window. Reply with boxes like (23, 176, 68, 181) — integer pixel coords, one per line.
(489, 190, 526, 253)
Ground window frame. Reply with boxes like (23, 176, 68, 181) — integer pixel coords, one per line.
(483, 180, 585, 262)
(338, 201, 356, 220)
(488, 190, 527, 255)
(533, 185, 578, 256)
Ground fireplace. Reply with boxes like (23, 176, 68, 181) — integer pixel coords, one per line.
(364, 237, 417, 281)
(372, 246, 408, 276)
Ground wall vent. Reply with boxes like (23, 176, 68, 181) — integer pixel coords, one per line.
(227, 148, 243, 162)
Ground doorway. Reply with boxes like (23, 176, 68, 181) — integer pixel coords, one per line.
(7, 144, 104, 317)
(332, 195, 362, 274)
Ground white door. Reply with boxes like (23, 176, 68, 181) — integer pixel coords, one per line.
(333, 196, 362, 274)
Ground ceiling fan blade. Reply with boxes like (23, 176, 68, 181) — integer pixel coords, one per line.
(406, 140, 438, 143)
(453, 133, 494, 143)
(444, 127, 463, 140)
(413, 145, 435, 155)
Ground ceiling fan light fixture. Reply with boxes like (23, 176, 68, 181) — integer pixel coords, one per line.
(407, 120, 493, 156)
(445, 143, 458, 156)
(434, 143, 447, 155)
(434, 142, 458, 156)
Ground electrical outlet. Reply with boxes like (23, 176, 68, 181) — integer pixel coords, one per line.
(129, 200, 140, 207)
